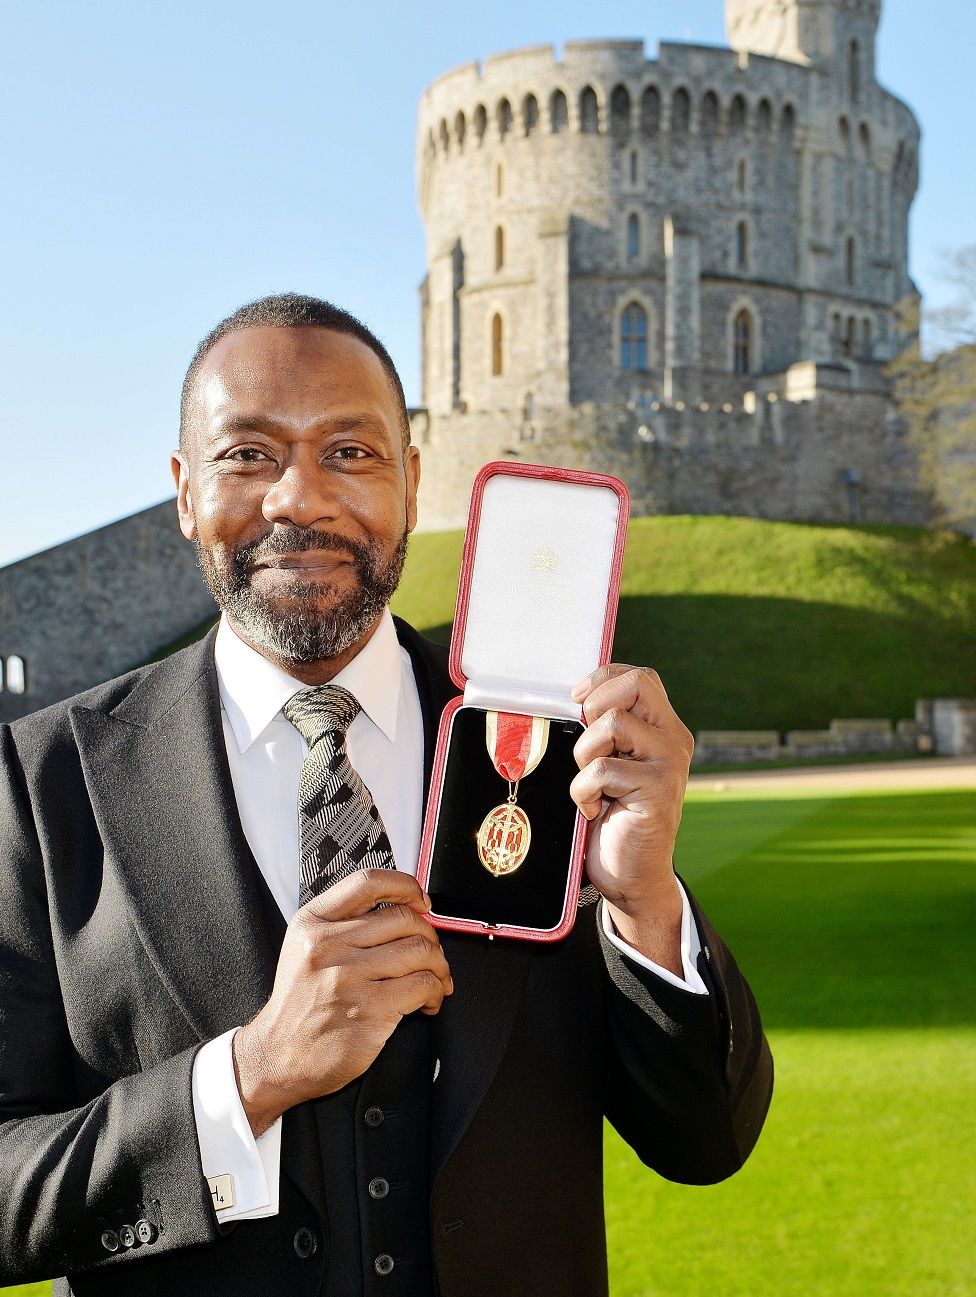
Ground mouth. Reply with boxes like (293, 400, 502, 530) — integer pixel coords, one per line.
(250, 553, 354, 577)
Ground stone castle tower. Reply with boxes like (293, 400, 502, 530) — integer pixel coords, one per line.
(411, 0, 924, 529)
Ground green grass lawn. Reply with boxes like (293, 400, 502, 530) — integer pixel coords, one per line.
(5, 784, 973, 1296)
(604, 785, 976, 1297)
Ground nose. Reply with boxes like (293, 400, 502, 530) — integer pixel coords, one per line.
(261, 448, 342, 528)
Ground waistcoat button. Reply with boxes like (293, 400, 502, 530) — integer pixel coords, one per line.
(374, 1253, 395, 1276)
(134, 1218, 157, 1244)
(364, 1106, 384, 1128)
(294, 1227, 318, 1259)
(118, 1225, 136, 1249)
(100, 1230, 119, 1253)
(368, 1177, 390, 1199)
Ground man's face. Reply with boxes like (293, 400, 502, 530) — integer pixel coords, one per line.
(171, 325, 421, 669)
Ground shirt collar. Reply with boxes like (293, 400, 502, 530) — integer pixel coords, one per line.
(214, 608, 403, 754)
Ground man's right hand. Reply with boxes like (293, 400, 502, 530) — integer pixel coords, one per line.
(232, 869, 452, 1138)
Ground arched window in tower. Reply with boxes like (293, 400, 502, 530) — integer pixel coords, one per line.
(627, 213, 640, 262)
(494, 225, 505, 272)
(629, 149, 638, 184)
(859, 122, 871, 161)
(671, 88, 690, 133)
(491, 313, 504, 376)
(579, 85, 599, 134)
(736, 157, 748, 195)
(455, 111, 466, 148)
(845, 315, 856, 356)
(610, 84, 631, 137)
(831, 312, 842, 357)
(495, 163, 504, 198)
(729, 94, 747, 133)
(845, 236, 856, 286)
(620, 303, 648, 371)
(5, 655, 26, 695)
(474, 104, 488, 144)
(523, 93, 539, 136)
(781, 103, 796, 144)
(735, 220, 749, 271)
(757, 98, 772, 137)
(849, 39, 861, 102)
(439, 119, 450, 154)
(550, 89, 568, 134)
(862, 318, 873, 356)
(733, 309, 753, 375)
(497, 98, 513, 140)
(641, 85, 660, 135)
(701, 91, 719, 136)
(838, 116, 851, 155)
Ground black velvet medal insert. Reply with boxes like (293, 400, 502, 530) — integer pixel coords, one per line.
(426, 706, 585, 931)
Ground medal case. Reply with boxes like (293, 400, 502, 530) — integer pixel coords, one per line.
(417, 461, 630, 942)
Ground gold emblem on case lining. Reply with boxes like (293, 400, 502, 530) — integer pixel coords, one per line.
(530, 546, 559, 572)
(477, 797, 532, 876)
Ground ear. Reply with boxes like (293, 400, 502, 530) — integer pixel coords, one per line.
(171, 451, 197, 541)
(404, 445, 421, 534)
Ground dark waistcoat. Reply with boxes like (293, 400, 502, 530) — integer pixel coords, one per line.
(315, 1012, 434, 1297)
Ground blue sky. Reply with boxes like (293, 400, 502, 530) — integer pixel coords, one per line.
(1, 0, 972, 566)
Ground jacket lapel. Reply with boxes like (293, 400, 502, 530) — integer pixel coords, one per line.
(393, 618, 532, 1182)
(71, 628, 285, 1043)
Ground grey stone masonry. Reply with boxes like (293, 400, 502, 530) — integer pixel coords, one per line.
(0, 500, 217, 723)
(413, 0, 926, 532)
(694, 699, 975, 766)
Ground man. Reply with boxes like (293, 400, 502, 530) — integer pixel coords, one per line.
(0, 294, 772, 1296)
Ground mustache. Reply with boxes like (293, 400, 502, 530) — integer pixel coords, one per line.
(236, 526, 370, 571)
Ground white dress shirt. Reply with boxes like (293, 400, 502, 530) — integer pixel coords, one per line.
(192, 610, 706, 1221)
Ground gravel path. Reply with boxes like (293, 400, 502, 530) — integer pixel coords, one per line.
(688, 756, 976, 793)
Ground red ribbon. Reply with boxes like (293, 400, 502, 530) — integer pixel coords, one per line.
(492, 712, 535, 782)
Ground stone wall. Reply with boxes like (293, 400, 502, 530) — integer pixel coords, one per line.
(412, 359, 930, 532)
(694, 698, 976, 766)
(0, 500, 217, 723)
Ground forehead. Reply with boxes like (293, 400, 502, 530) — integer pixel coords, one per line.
(191, 325, 397, 432)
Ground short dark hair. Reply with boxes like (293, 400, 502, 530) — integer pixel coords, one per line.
(179, 292, 411, 453)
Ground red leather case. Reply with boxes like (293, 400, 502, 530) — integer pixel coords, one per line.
(417, 461, 630, 942)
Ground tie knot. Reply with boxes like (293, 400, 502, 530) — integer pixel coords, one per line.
(282, 683, 361, 747)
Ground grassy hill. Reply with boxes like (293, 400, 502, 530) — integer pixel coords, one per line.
(155, 516, 975, 734)
(390, 516, 976, 733)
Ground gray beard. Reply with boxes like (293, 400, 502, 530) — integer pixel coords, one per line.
(195, 526, 408, 664)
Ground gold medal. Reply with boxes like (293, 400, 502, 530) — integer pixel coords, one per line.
(477, 794, 531, 876)
(476, 712, 549, 877)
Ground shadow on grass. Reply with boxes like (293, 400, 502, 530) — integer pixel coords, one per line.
(681, 790, 976, 1031)
(612, 593, 975, 733)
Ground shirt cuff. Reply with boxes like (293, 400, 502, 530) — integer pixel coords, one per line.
(600, 880, 709, 994)
(191, 1027, 282, 1221)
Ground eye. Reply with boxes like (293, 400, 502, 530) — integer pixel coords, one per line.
(227, 447, 272, 463)
(329, 445, 371, 461)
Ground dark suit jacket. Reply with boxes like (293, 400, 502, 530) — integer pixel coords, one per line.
(0, 618, 773, 1295)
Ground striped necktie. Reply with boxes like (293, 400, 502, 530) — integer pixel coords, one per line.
(282, 684, 396, 906)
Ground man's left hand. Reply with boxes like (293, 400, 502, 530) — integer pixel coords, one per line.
(569, 664, 695, 974)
